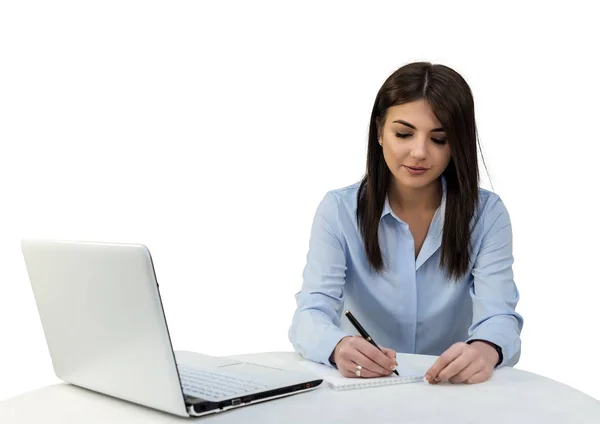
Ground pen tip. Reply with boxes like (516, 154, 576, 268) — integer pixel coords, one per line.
(344, 310, 349, 314)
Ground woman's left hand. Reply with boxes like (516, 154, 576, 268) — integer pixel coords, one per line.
(424, 341, 499, 385)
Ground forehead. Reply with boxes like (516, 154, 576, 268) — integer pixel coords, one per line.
(384, 100, 442, 129)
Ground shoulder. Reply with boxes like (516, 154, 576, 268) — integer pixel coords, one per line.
(325, 181, 361, 204)
(474, 187, 512, 235)
(318, 181, 361, 213)
(312, 181, 362, 235)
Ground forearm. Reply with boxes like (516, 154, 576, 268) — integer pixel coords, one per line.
(289, 306, 351, 366)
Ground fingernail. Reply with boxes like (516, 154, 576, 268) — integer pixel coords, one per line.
(395, 360, 398, 366)
(435, 376, 441, 382)
(424, 375, 431, 384)
(425, 375, 439, 385)
(390, 364, 397, 371)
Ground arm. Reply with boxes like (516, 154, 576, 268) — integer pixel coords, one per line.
(288, 191, 352, 366)
(466, 194, 524, 368)
(424, 195, 524, 384)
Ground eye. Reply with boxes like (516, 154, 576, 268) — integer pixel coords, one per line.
(396, 133, 447, 145)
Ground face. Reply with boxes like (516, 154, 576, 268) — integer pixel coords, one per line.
(377, 99, 452, 190)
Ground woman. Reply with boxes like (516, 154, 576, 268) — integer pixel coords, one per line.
(288, 62, 523, 385)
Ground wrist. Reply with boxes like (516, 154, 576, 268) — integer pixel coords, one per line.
(469, 340, 501, 366)
(330, 336, 352, 365)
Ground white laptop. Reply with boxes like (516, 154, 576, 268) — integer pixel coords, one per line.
(20, 238, 322, 417)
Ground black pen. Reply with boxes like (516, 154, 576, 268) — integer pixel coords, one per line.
(344, 310, 399, 376)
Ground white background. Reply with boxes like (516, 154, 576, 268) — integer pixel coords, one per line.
(1, 0, 599, 403)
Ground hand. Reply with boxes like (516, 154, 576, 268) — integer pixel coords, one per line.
(424, 341, 499, 385)
(332, 336, 397, 378)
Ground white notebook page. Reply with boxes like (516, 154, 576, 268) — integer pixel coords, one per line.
(300, 353, 434, 391)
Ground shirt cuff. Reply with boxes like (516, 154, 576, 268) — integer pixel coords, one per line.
(466, 313, 522, 368)
(316, 326, 353, 367)
(466, 331, 519, 368)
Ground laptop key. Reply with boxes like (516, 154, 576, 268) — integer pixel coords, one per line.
(178, 365, 269, 400)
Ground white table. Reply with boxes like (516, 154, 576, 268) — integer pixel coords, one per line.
(1, 351, 599, 423)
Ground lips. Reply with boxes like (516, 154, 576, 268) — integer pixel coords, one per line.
(405, 166, 428, 171)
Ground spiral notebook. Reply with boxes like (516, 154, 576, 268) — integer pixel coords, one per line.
(300, 355, 427, 391)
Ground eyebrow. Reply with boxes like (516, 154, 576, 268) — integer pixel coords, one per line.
(392, 119, 445, 132)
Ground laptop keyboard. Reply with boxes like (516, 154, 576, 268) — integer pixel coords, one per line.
(178, 365, 270, 400)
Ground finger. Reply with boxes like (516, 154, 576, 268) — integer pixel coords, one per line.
(354, 340, 397, 372)
(437, 350, 476, 382)
(449, 361, 481, 384)
(425, 343, 465, 382)
(465, 370, 491, 385)
(337, 359, 381, 379)
(348, 349, 393, 376)
(337, 340, 391, 376)
(381, 348, 398, 362)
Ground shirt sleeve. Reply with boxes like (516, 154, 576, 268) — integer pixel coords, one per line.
(288, 191, 353, 366)
(466, 194, 524, 368)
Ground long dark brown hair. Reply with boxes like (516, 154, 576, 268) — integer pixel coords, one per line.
(356, 61, 482, 280)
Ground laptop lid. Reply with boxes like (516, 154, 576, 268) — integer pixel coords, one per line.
(21, 239, 189, 417)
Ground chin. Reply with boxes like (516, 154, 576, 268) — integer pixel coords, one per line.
(397, 176, 437, 188)
(394, 172, 440, 189)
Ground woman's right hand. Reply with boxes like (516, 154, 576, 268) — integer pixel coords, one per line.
(332, 336, 398, 378)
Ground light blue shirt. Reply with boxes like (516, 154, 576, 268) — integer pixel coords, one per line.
(288, 178, 523, 368)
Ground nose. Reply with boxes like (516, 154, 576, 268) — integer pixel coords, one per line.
(410, 136, 428, 160)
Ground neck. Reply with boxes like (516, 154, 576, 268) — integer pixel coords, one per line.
(388, 178, 443, 214)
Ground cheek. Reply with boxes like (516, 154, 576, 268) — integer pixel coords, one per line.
(384, 141, 409, 160)
(434, 148, 452, 167)
(382, 146, 399, 169)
